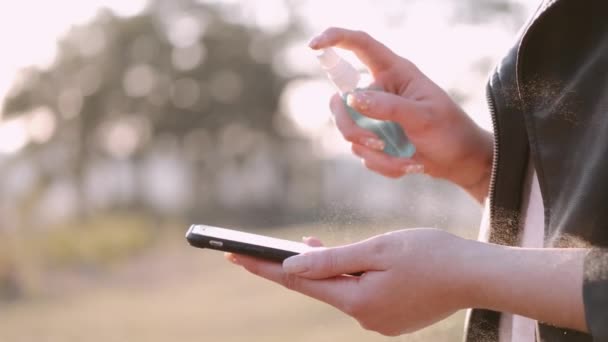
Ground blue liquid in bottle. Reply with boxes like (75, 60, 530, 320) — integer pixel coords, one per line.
(343, 89, 415, 158)
(317, 48, 415, 158)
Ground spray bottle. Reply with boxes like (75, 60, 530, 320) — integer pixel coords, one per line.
(316, 48, 415, 158)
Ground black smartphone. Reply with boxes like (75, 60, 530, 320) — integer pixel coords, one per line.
(185, 224, 316, 262)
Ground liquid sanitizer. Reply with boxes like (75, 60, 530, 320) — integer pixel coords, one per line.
(316, 48, 415, 158)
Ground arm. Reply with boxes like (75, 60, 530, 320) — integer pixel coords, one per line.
(229, 229, 590, 336)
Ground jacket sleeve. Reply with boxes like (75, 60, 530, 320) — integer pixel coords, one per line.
(583, 248, 608, 340)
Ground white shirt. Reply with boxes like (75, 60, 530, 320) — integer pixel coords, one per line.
(478, 159, 545, 342)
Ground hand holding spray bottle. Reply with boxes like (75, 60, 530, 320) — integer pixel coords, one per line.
(316, 48, 415, 158)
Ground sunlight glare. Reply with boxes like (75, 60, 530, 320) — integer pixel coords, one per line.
(27, 107, 56, 144)
(0, 118, 28, 154)
(281, 79, 334, 136)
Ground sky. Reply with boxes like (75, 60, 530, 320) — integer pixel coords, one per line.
(0, 0, 536, 156)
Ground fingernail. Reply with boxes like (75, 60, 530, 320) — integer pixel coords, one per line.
(283, 255, 309, 274)
(308, 34, 324, 48)
(346, 92, 372, 111)
(361, 137, 385, 151)
(402, 164, 424, 174)
(226, 253, 240, 265)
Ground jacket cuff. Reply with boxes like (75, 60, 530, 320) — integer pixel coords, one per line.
(583, 248, 608, 339)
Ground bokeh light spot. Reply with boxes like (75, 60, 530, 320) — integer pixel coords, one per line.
(123, 63, 157, 98)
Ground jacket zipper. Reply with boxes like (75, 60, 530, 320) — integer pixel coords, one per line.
(486, 84, 499, 228)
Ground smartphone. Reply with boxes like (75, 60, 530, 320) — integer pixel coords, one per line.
(185, 224, 316, 262)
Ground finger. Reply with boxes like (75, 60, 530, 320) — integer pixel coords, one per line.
(330, 94, 385, 151)
(309, 27, 398, 76)
(282, 240, 386, 280)
(303, 236, 324, 247)
(346, 90, 428, 133)
(233, 254, 358, 309)
(363, 159, 424, 178)
(352, 144, 422, 178)
(224, 252, 240, 265)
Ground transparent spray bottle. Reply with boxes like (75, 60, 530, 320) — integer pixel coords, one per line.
(316, 48, 415, 158)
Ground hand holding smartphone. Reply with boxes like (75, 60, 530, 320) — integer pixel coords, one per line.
(186, 224, 363, 276)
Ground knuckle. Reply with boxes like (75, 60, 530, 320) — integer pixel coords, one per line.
(355, 30, 372, 43)
(384, 100, 403, 122)
(342, 130, 359, 143)
(416, 112, 434, 132)
(313, 250, 339, 274)
(397, 57, 418, 73)
(410, 103, 434, 132)
(323, 27, 346, 44)
(324, 26, 341, 37)
(280, 273, 300, 291)
(369, 235, 395, 258)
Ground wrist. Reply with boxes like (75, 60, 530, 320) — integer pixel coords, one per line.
(453, 128, 493, 204)
(453, 239, 502, 309)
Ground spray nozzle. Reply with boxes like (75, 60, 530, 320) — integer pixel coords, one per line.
(316, 48, 341, 70)
(315, 48, 360, 94)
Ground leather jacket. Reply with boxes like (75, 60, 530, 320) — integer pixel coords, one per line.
(464, 0, 608, 341)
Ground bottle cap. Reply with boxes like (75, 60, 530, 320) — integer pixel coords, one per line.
(316, 48, 341, 70)
(315, 48, 360, 94)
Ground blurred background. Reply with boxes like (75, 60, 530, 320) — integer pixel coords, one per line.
(0, 0, 534, 341)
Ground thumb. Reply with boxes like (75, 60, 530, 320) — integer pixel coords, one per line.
(283, 240, 384, 279)
(346, 90, 427, 133)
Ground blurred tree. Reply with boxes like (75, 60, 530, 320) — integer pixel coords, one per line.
(2, 0, 316, 224)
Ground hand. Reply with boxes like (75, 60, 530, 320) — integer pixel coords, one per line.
(227, 229, 477, 336)
(310, 28, 493, 202)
